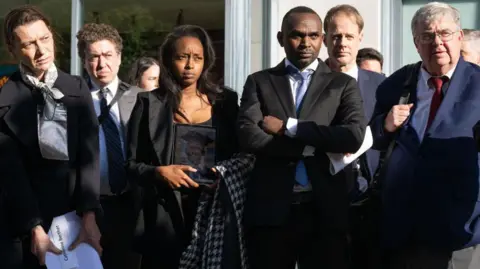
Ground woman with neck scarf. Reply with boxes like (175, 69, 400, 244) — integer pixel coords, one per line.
(0, 5, 101, 268)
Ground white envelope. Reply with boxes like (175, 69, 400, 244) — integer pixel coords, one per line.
(46, 211, 103, 269)
(326, 126, 373, 175)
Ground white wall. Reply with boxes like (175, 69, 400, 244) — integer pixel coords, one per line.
(267, 0, 382, 67)
(250, 0, 264, 73)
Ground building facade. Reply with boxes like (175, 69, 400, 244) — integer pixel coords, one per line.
(1, 0, 479, 94)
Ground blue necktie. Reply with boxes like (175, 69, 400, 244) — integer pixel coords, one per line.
(287, 66, 312, 186)
(99, 88, 127, 194)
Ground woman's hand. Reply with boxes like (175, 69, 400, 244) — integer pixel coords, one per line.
(156, 165, 199, 189)
(206, 168, 220, 191)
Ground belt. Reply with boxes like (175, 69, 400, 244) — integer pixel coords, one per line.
(291, 191, 314, 204)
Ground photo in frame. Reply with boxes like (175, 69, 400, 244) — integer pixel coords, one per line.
(173, 124, 217, 185)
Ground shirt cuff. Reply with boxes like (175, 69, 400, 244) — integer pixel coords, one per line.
(285, 118, 298, 137)
(303, 146, 315, 156)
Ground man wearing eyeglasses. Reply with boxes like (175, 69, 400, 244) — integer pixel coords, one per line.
(369, 2, 480, 269)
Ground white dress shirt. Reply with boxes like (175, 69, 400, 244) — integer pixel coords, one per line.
(343, 64, 359, 81)
(283, 59, 318, 157)
(411, 66, 456, 141)
(90, 76, 125, 195)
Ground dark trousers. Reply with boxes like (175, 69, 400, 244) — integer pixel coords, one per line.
(247, 202, 350, 269)
(348, 202, 383, 269)
(100, 191, 141, 269)
(140, 190, 200, 269)
(383, 245, 452, 269)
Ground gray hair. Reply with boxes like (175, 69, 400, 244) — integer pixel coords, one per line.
(411, 2, 461, 37)
(463, 29, 480, 53)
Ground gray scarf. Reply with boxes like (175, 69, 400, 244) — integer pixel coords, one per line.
(19, 64, 69, 161)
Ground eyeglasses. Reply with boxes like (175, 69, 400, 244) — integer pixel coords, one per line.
(416, 30, 459, 44)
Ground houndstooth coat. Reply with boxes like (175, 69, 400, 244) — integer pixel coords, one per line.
(179, 153, 255, 269)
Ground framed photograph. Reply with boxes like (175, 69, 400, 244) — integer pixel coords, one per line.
(173, 124, 217, 185)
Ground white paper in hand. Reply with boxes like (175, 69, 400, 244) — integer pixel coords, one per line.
(326, 126, 373, 175)
(46, 211, 103, 269)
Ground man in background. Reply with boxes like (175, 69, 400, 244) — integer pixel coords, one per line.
(357, 47, 384, 74)
(323, 5, 385, 269)
(461, 29, 480, 65)
(77, 23, 142, 269)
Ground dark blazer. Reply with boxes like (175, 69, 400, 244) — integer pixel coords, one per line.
(0, 70, 100, 230)
(0, 132, 32, 268)
(237, 59, 366, 232)
(126, 87, 238, 255)
(370, 58, 480, 251)
(357, 69, 385, 180)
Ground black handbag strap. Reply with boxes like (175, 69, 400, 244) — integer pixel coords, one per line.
(97, 81, 129, 124)
(371, 63, 420, 192)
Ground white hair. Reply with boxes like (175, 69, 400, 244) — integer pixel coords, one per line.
(463, 29, 480, 53)
(411, 2, 461, 36)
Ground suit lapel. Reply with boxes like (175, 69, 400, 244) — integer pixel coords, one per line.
(0, 72, 38, 149)
(117, 82, 137, 127)
(428, 58, 472, 133)
(149, 91, 172, 162)
(268, 61, 296, 118)
(298, 60, 331, 118)
(53, 71, 81, 162)
(357, 70, 375, 119)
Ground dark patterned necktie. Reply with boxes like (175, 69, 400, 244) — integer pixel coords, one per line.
(99, 88, 127, 194)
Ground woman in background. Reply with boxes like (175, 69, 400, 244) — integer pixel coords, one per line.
(127, 57, 160, 91)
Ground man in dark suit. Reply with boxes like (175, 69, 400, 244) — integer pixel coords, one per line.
(238, 6, 366, 269)
(323, 5, 385, 269)
(76, 23, 142, 269)
(370, 3, 480, 268)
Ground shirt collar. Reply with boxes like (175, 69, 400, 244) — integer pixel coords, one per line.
(342, 65, 359, 81)
(420, 64, 457, 89)
(284, 58, 319, 73)
(91, 76, 119, 96)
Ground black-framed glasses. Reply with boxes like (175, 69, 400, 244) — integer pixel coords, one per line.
(416, 30, 459, 44)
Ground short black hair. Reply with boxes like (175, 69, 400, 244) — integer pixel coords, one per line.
(356, 47, 384, 68)
(281, 6, 322, 31)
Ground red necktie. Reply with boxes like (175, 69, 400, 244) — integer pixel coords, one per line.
(426, 76, 447, 130)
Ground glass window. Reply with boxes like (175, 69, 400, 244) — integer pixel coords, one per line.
(82, 0, 225, 82)
(402, 0, 480, 65)
(0, 0, 72, 74)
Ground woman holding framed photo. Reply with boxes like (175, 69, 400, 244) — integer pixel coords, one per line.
(126, 25, 239, 269)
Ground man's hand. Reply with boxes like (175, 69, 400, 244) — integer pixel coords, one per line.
(69, 212, 102, 256)
(31, 225, 62, 265)
(384, 104, 414, 132)
(262, 116, 284, 135)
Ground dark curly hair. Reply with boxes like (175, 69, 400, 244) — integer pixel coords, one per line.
(76, 23, 123, 61)
(158, 24, 220, 116)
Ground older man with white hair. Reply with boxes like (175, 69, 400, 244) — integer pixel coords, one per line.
(461, 29, 480, 65)
(369, 2, 480, 268)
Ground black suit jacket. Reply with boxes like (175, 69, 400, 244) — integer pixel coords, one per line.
(0, 70, 100, 231)
(238, 59, 366, 231)
(126, 86, 238, 254)
(357, 69, 385, 180)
